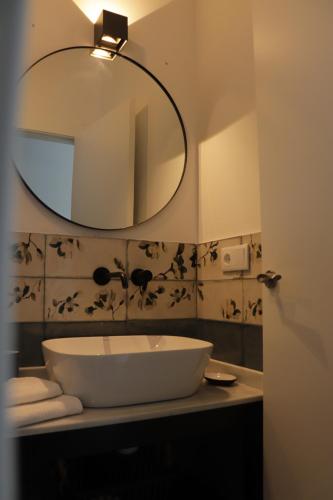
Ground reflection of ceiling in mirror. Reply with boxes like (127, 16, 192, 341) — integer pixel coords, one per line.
(19, 51, 181, 144)
(15, 48, 186, 230)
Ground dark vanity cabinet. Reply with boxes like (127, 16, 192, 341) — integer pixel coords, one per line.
(18, 402, 262, 500)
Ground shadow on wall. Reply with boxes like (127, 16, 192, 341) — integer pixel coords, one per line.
(275, 291, 328, 367)
(196, 0, 261, 243)
(195, 0, 257, 141)
(24, 0, 257, 175)
(129, 0, 257, 144)
(127, 0, 197, 125)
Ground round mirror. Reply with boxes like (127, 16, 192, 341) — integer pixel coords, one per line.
(14, 47, 187, 230)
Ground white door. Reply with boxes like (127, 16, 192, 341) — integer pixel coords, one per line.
(252, 2, 333, 499)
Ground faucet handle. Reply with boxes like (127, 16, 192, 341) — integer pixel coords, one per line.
(93, 267, 111, 286)
(131, 268, 153, 290)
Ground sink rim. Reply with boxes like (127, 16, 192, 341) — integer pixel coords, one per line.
(42, 335, 213, 358)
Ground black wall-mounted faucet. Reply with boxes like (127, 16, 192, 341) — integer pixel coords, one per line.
(130, 268, 153, 290)
(93, 267, 128, 288)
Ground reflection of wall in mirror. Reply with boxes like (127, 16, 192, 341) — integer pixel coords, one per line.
(71, 98, 135, 228)
(14, 131, 74, 219)
(134, 106, 148, 224)
(134, 90, 184, 224)
(17, 50, 185, 229)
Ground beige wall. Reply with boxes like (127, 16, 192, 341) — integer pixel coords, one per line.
(12, 0, 197, 242)
(13, 0, 261, 244)
(196, 0, 261, 243)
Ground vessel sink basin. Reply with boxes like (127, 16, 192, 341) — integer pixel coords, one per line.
(42, 335, 213, 408)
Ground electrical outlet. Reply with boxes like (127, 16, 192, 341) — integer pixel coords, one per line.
(221, 243, 249, 272)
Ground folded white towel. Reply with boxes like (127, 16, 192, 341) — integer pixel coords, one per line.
(6, 377, 62, 407)
(8, 394, 83, 428)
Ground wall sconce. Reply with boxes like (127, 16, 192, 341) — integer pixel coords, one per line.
(91, 10, 128, 61)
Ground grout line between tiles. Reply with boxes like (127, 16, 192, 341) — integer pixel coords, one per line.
(240, 323, 246, 366)
(195, 277, 256, 283)
(10, 275, 45, 278)
(195, 244, 198, 320)
(42, 278, 197, 284)
(42, 235, 46, 324)
(241, 277, 245, 323)
(125, 240, 129, 322)
(195, 316, 261, 327)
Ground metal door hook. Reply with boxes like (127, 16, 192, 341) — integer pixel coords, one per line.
(257, 270, 281, 289)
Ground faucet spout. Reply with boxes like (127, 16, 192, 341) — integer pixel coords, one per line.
(93, 267, 128, 288)
(109, 271, 128, 289)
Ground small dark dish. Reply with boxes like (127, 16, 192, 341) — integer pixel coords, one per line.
(204, 371, 237, 386)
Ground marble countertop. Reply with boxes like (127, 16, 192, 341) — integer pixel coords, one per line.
(16, 360, 263, 438)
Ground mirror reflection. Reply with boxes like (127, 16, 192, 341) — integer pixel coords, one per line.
(14, 48, 186, 229)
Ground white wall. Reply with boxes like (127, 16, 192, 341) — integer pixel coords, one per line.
(196, 0, 261, 243)
(72, 100, 135, 228)
(12, 0, 197, 242)
(253, 1, 333, 498)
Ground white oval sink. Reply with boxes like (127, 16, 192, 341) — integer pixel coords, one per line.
(42, 335, 213, 408)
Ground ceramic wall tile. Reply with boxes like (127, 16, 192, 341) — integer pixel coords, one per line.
(242, 233, 262, 279)
(127, 281, 196, 320)
(243, 278, 263, 325)
(197, 280, 243, 323)
(8, 278, 44, 322)
(15, 323, 45, 366)
(243, 324, 263, 371)
(197, 237, 242, 281)
(10, 230, 264, 370)
(45, 279, 126, 322)
(9, 232, 264, 327)
(10, 233, 45, 277)
(45, 235, 126, 278)
(128, 240, 196, 281)
(196, 320, 243, 366)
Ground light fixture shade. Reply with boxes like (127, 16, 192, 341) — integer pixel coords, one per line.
(90, 48, 116, 61)
(94, 10, 128, 52)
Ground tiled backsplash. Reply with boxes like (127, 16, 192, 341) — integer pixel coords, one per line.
(10, 234, 196, 323)
(197, 233, 262, 326)
(10, 232, 263, 370)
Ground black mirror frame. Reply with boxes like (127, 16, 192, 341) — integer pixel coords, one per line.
(14, 46, 188, 231)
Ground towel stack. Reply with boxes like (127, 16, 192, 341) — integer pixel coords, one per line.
(7, 377, 83, 428)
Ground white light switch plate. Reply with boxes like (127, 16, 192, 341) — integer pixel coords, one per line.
(221, 244, 249, 272)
